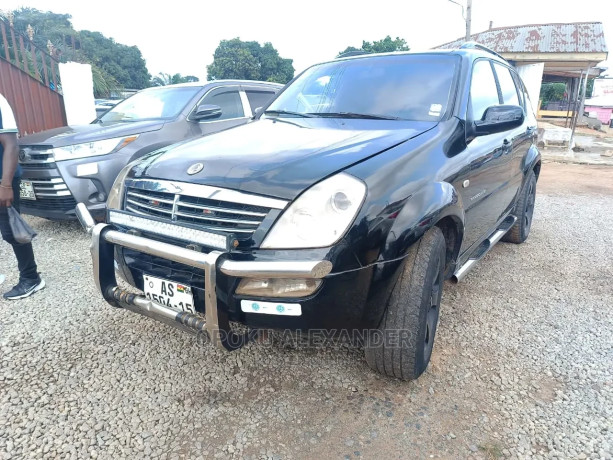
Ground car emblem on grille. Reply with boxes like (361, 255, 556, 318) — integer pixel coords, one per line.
(187, 163, 204, 175)
(19, 150, 27, 162)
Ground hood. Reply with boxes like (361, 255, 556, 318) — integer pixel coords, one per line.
(19, 120, 165, 147)
(132, 117, 436, 200)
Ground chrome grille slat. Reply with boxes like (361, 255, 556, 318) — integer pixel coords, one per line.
(125, 205, 150, 216)
(36, 191, 71, 197)
(123, 182, 281, 240)
(127, 191, 175, 205)
(126, 198, 173, 214)
(24, 176, 73, 199)
(176, 200, 267, 217)
(174, 210, 260, 226)
(34, 184, 68, 191)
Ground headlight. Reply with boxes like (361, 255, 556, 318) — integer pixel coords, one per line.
(52, 135, 138, 162)
(261, 172, 366, 249)
(106, 162, 133, 210)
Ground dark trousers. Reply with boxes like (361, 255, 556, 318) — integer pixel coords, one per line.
(0, 178, 38, 280)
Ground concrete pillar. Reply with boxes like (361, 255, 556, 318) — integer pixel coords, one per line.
(59, 62, 97, 125)
(515, 62, 545, 111)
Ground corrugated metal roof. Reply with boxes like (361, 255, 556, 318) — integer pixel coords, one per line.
(437, 22, 608, 54)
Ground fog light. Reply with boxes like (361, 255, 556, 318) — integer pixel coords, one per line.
(236, 278, 321, 298)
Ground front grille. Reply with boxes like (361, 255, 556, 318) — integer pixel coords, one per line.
(20, 177, 75, 213)
(19, 145, 56, 169)
(124, 186, 272, 240)
(29, 177, 71, 198)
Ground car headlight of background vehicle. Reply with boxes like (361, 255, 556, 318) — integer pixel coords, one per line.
(106, 162, 133, 210)
(52, 135, 139, 162)
(261, 172, 366, 249)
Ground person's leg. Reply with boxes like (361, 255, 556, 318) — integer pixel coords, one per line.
(8, 178, 39, 280)
(1, 179, 44, 299)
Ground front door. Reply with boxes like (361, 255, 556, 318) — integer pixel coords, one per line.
(459, 59, 517, 253)
(193, 85, 250, 136)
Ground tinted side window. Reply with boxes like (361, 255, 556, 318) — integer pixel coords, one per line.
(493, 63, 520, 106)
(245, 90, 276, 115)
(202, 89, 244, 120)
(470, 60, 500, 121)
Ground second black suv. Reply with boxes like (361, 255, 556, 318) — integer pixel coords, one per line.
(77, 44, 540, 380)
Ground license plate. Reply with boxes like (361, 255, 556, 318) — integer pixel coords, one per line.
(143, 274, 195, 313)
(19, 181, 36, 200)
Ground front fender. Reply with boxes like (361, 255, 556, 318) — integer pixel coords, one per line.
(379, 181, 464, 262)
(360, 181, 464, 329)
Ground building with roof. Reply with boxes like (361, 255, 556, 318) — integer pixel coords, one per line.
(437, 22, 609, 127)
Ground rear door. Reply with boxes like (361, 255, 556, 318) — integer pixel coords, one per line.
(492, 62, 531, 206)
(191, 85, 249, 136)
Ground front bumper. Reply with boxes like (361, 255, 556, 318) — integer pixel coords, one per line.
(75, 204, 335, 350)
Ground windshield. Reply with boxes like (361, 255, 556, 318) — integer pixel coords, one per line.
(99, 86, 201, 122)
(267, 54, 459, 121)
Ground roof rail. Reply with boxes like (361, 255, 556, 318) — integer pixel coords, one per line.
(459, 42, 505, 60)
(336, 50, 372, 59)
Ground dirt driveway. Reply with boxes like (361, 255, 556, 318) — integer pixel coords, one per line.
(0, 162, 612, 459)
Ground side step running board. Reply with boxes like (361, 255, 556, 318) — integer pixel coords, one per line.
(452, 215, 517, 283)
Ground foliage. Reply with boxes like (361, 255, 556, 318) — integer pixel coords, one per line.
(585, 79, 594, 98)
(8, 8, 150, 95)
(539, 83, 566, 104)
(207, 38, 294, 84)
(151, 72, 199, 86)
(78, 30, 149, 90)
(337, 36, 409, 57)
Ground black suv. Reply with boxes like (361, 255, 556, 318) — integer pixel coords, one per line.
(77, 44, 540, 380)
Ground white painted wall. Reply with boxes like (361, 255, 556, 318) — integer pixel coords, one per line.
(59, 62, 96, 125)
(515, 63, 545, 111)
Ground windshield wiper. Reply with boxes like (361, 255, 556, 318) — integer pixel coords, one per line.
(264, 110, 315, 118)
(309, 112, 403, 120)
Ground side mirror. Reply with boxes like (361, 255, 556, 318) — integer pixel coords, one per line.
(253, 106, 264, 117)
(474, 105, 524, 136)
(193, 104, 222, 120)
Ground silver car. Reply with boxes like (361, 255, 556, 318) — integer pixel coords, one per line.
(18, 80, 282, 220)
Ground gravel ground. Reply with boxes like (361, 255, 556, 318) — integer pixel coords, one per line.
(0, 162, 612, 459)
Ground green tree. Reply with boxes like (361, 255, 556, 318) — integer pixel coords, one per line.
(337, 36, 409, 57)
(151, 72, 199, 86)
(539, 83, 566, 105)
(9, 8, 150, 94)
(207, 38, 294, 84)
(586, 79, 594, 98)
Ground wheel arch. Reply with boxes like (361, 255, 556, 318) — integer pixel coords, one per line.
(378, 181, 465, 271)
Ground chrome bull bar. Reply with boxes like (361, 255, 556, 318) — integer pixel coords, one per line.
(75, 203, 332, 351)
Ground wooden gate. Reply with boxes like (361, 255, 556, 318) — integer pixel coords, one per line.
(0, 18, 67, 136)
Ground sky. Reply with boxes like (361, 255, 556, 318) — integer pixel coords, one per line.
(2, 0, 612, 81)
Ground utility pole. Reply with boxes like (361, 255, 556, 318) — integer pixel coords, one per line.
(465, 0, 472, 41)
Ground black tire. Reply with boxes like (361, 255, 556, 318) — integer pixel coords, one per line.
(503, 170, 537, 244)
(364, 227, 445, 380)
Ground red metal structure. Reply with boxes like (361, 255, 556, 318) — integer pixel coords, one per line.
(0, 18, 67, 136)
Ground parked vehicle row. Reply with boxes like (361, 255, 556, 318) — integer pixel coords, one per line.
(71, 45, 540, 380)
(18, 81, 282, 220)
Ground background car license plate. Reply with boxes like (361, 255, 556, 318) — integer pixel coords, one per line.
(19, 181, 36, 200)
(143, 274, 195, 313)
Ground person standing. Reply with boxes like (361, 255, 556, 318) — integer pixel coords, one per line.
(0, 93, 45, 300)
